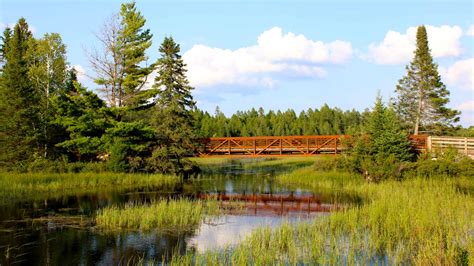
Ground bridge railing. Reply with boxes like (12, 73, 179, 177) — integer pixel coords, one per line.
(199, 135, 348, 157)
(198, 134, 474, 158)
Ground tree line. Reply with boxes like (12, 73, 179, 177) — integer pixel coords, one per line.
(193, 105, 366, 137)
(0, 2, 196, 173)
(0, 1, 469, 174)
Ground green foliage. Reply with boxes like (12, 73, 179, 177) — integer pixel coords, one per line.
(53, 69, 111, 161)
(91, 1, 153, 108)
(395, 25, 459, 135)
(0, 18, 40, 167)
(104, 121, 155, 172)
(119, 1, 154, 107)
(405, 153, 474, 179)
(192, 104, 364, 138)
(350, 96, 413, 181)
(149, 37, 197, 174)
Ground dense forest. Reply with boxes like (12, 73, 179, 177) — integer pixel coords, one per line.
(0, 2, 470, 174)
(193, 105, 366, 137)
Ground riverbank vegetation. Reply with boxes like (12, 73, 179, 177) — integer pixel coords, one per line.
(0, 172, 179, 203)
(1, 3, 471, 176)
(95, 199, 220, 232)
(169, 174, 473, 265)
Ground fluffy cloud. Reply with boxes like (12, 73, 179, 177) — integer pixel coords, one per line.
(440, 58, 474, 91)
(72, 64, 88, 83)
(367, 25, 463, 64)
(183, 27, 352, 88)
(467, 25, 474, 36)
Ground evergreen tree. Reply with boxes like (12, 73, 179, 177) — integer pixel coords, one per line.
(149, 37, 196, 173)
(53, 68, 111, 161)
(395, 25, 459, 135)
(352, 96, 413, 181)
(119, 1, 154, 107)
(0, 27, 12, 73)
(0, 18, 40, 166)
(90, 1, 153, 108)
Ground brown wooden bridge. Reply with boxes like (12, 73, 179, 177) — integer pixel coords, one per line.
(198, 135, 429, 157)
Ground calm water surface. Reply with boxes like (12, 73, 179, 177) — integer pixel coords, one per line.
(0, 162, 338, 265)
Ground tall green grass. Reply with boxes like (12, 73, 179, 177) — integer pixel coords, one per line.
(95, 199, 220, 231)
(167, 169, 474, 265)
(0, 172, 180, 203)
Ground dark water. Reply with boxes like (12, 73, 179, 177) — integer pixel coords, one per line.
(0, 162, 340, 265)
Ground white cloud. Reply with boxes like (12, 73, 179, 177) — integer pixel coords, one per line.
(440, 58, 474, 91)
(183, 27, 352, 88)
(72, 64, 88, 83)
(467, 25, 474, 36)
(367, 25, 463, 65)
(457, 101, 474, 112)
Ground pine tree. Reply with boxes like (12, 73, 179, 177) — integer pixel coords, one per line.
(395, 25, 459, 135)
(119, 1, 154, 107)
(149, 37, 196, 173)
(90, 1, 153, 108)
(351, 96, 413, 181)
(53, 68, 111, 161)
(0, 18, 40, 166)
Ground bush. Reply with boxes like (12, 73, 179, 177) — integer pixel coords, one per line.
(312, 155, 357, 172)
(359, 154, 405, 182)
(405, 155, 474, 179)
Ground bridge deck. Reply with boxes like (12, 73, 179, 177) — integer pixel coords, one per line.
(199, 135, 428, 157)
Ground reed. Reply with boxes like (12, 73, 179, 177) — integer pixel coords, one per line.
(0, 172, 180, 203)
(95, 199, 220, 231)
(168, 170, 474, 265)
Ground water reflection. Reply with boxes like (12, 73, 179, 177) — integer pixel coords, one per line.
(189, 215, 319, 252)
(0, 163, 341, 265)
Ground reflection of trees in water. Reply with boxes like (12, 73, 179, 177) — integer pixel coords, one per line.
(1, 226, 194, 265)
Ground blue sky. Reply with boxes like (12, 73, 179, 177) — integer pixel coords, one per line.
(1, 0, 473, 125)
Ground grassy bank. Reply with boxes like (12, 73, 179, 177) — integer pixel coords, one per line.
(192, 156, 321, 172)
(96, 199, 220, 232)
(169, 168, 474, 265)
(0, 172, 180, 203)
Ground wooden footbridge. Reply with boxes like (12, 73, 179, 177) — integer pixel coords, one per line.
(198, 135, 430, 157)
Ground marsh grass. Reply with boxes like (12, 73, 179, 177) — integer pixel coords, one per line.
(0, 172, 180, 203)
(95, 199, 220, 232)
(192, 157, 322, 175)
(167, 169, 474, 265)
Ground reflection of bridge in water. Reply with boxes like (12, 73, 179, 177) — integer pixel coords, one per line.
(198, 193, 336, 216)
(199, 135, 429, 157)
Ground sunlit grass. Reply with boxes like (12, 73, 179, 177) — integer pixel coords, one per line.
(191, 156, 322, 172)
(167, 169, 474, 265)
(0, 172, 180, 203)
(95, 199, 220, 232)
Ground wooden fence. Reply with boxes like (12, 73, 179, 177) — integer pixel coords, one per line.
(428, 136, 474, 158)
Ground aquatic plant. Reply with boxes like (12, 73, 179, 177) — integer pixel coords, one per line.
(0, 172, 180, 203)
(167, 171, 474, 265)
(95, 199, 220, 232)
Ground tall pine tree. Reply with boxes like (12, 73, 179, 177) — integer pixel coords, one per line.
(0, 18, 41, 166)
(395, 25, 459, 135)
(90, 1, 153, 108)
(149, 37, 196, 174)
